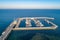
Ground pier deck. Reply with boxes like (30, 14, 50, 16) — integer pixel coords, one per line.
(0, 20, 17, 40)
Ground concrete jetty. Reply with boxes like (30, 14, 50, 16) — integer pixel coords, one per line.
(0, 20, 17, 40)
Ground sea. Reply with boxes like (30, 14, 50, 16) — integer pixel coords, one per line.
(0, 9, 60, 40)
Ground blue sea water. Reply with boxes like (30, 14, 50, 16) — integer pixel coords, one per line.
(0, 9, 60, 40)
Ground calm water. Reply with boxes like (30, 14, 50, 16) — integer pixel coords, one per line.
(0, 9, 60, 40)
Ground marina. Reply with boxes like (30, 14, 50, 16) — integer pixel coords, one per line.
(0, 17, 58, 40)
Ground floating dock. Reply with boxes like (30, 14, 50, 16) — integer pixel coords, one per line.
(0, 17, 58, 40)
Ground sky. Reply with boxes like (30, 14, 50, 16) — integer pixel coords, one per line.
(0, 0, 60, 9)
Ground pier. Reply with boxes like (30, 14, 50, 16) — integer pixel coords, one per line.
(0, 17, 58, 40)
(0, 20, 17, 40)
(15, 18, 23, 28)
(32, 19, 44, 27)
(26, 18, 32, 27)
